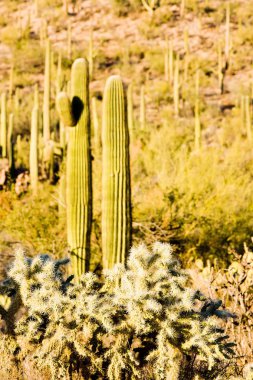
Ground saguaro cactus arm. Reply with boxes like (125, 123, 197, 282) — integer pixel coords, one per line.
(56, 92, 76, 127)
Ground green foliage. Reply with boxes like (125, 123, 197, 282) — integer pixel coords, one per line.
(0, 187, 67, 259)
(0, 243, 236, 379)
(110, 0, 152, 15)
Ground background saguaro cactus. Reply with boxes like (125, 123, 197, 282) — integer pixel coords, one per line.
(30, 106, 39, 195)
(57, 58, 92, 279)
(0, 92, 7, 158)
(102, 75, 131, 269)
(43, 39, 51, 144)
(7, 113, 14, 174)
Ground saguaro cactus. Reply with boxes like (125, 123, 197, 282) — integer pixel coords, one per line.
(91, 96, 100, 151)
(102, 75, 131, 269)
(57, 58, 92, 279)
(8, 113, 14, 173)
(30, 106, 39, 195)
(43, 39, 51, 143)
(140, 85, 146, 129)
(127, 83, 134, 133)
(173, 53, 179, 117)
(194, 68, 201, 151)
(0, 92, 7, 158)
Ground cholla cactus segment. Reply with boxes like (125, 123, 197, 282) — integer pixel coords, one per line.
(102, 75, 131, 269)
(0, 243, 235, 380)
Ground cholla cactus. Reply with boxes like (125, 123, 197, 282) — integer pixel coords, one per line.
(0, 243, 236, 380)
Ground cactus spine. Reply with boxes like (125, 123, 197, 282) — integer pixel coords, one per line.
(0, 92, 7, 158)
(43, 39, 51, 143)
(102, 75, 131, 269)
(57, 58, 92, 278)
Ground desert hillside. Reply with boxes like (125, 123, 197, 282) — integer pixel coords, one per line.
(0, 1, 253, 378)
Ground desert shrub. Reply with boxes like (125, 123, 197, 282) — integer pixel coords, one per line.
(132, 116, 253, 264)
(0, 243, 236, 379)
(0, 187, 67, 265)
(110, 0, 160, 15)
(192, 244, 253, 373)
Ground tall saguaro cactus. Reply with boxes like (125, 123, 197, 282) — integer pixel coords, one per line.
(57, 58, 92, 279)
(30, 106, 39, 195)
(102, 75, 131, 269)
(8, 113, 14, 173)
(0, 92, 7, 158)
(194, 69, 201, 151)
(43, 39, 51, 143)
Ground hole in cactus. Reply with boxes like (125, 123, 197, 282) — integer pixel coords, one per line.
(72, 96, 84, 123)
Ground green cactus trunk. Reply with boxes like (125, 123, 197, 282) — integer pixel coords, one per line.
(173, 53, 179, 117)
(245, 95, 252, 142)
(140, 85, 146, 129)
(194, 69, 201, 151)
(58, 171, 66, 219)
(67, 21, 72, 60)
(0, 92, 7, 158)
(30, 106, 39, 195)
(56, 52, 63, 95)
(57, 58, 92, 279)
(127, 83, 134, 134)
(102, 75, 131, 269)
(91, 96, 100, 151)
(8, 113, 14, 174)
(9, 63, 14, 100)
(88, 30, 93, 80)
(43, 39, 51, 144)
